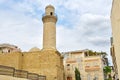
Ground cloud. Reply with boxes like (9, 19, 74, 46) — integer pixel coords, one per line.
(78, 13, 111, 35)
(0, 9, 43, 51)
(56, 12, 111, 53)
(88, 36, 110, 46)
(0, 0, 112, 55)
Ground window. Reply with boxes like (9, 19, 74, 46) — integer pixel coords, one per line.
(86, 63, 90, 67)
(81, 75, 84, 80)
(77, 58, 81, 62)
(79, 64, 83, 70)
(50, 12, 53, 15)
(85, 52, 88, 56)
(93, 62, 97, 66)
(94, 74, 99, 80)
(72, 65, 75, 70)
(8, 50, 10, 53)
(67, 77, 72, 80)
(67, 64, 70, 71)
(87, 74, 91, 80)
(67, 64, 70, 66)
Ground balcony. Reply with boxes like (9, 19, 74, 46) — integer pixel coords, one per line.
(85, 66, 100, 72)
(42, 13, 58, 23)
(42, 13, 57, 18)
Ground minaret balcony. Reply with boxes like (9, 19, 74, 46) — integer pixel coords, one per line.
(42, 13, 57, 23)
(42, 13, 57, 18)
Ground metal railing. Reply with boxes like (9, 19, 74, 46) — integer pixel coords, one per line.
(0, 65, 46, 80)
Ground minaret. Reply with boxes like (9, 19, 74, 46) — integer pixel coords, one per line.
(42, 5, 57, 49)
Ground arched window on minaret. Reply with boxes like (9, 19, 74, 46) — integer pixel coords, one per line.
(50, 12, 53, 15)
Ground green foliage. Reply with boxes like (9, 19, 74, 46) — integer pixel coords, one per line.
(103, 66, 112, 79)
(105, 78, 112, 80)
(103, 66, 111, 74)
(87, 50, 107, 56)
(75, 67, 81, 80)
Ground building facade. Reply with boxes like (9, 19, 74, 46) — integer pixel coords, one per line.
(63, 50, 104, 80)
(0, 5, 64, 80)
(111, 0, 120, 79)
(110, 38, 118, 80)
(0, 43, 21, 53)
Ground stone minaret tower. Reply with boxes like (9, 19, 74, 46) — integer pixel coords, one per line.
(42, 5, 57, 49)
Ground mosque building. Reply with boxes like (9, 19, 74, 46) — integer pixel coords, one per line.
(0, 5, 64, 80)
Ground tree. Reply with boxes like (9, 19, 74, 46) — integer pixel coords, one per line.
(103, 66, 111, 80)
(75, 67, 81, 80)
(100, 52, 107, 58)
(87, 50, 107, 56)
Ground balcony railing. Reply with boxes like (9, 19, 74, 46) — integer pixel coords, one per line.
(0, 65, 46, 80)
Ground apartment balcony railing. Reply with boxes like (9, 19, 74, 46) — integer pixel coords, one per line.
(0, 65, 46, 80)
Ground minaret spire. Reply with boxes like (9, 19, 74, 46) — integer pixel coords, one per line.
(42, 5, 57, 49)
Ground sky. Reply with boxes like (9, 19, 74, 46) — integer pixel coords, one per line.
(0, 0, 113, 57)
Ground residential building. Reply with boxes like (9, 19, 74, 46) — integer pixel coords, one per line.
(0, 43, 21, 53)
(63, 50, 104, 80)
(110, 37, 119, 79)
(111, 0, 120, 79)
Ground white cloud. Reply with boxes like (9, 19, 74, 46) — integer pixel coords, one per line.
(0, 0, 112, 56)
(56, 12, 111, 54)
(0, 9, 43, 51)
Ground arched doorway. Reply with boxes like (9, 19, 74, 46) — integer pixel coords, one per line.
(67, 77, 72, 80)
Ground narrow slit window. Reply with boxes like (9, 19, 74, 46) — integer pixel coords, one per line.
(50, 12, 53, 15)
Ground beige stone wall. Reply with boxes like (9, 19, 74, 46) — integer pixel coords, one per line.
(43, 21, 56, 49)
(39, 49, 64, 80)
(110, 46, 118, 74)
(22, 49, 64, 80)
(45, 5, 55, 15)
(0, 75, 28, 80)
(0, 49, 64, 80)
(111, 0, 120, 79)
(0, 52, 22, 69)
(22, 52, 41, 73)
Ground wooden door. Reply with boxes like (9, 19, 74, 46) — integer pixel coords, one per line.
(67, 77, 72, 80)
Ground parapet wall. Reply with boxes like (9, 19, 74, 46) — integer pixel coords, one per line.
(0, 75, 28, 80)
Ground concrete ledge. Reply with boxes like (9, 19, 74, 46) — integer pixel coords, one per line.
(0, 75, 28, 80)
